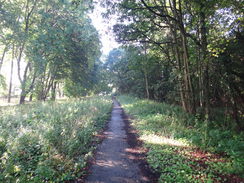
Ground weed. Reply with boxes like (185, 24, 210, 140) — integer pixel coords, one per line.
(0, 96, 112, 182)
(118, 95, 244, 182)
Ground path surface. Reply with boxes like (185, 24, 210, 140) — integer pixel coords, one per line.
(85, 100, 151, 183)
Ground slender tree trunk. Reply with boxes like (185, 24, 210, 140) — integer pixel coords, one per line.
(143, 45, 150, 99)
(8, 47, 14, 103)
(176, 50, 187, 111)
(198, 48, 204, 108)
(203, 65, 210, 118)
(170, 0, 196, 113)
(227, 71, 242, 130)
(144, 71, 149, 99)
(19, 63, 30, 104)
(0, 45, 8, 72)
(17, 44, 25, 83)
(37, 67, 47, 101)
(19, 79, 28, 104)
(181, 33, 196, 113)
(19, 72, 37, 104)
(43, 70, 56, 101)
(51, 81, 57, 101)
(18, 0, 39, 104)
(195, 24, 204, 109)
(37, 80, 45, 101)
(29, 93, 33, 102)
(19, 63, 37, 104)
(230, 93, 240, 130)
(57, 83, 62, 98)
(171, 27, 187, 111)
(199, 2, 210, 119)
(43, 78, 54, 101)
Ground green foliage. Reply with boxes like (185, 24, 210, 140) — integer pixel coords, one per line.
(0, 96, 112, 182)
(118, 95, 244, 182)
(26, 0, 101, 99)
(104, 0, 244, 127)
(0, 0, 102, 102)
(106, 46, 171, 99)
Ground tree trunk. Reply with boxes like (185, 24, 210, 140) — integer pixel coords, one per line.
(29, 93, 33, 102)
(16, 44, 25, 83)
(199, 2, 210, 119)
(51, 81, 57, 101)
(171, 26, 187, 111)
(181, 33, 196, 113)
(0, 45, 8, 72)
(198, 47, 204, 108)
(17, 0, 38, 104)
(227, 72, 242, 131)
(143, 44, 150, 99)
(57, 83, 62, 98)
(19, 94, 26, 104)
(19, 63, 30, 104)
(144, 71, 149, 99)
(19, 63, 36, 104)
(43, 74, 56, 101)
(8, 47, 14, 103)
(169, 0, 196, 113)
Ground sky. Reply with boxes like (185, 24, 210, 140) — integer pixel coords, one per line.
(89, 2, 119, 57)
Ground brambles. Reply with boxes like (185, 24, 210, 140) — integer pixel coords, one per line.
(0, 96, 112, 182)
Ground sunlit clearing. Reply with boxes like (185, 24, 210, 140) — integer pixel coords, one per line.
(140, 134, 189, 147)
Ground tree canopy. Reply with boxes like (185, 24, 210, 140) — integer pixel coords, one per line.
(103, 0, 244, 129)
(0, 0, 101, 103)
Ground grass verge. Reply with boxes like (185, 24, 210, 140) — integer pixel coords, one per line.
(0, 96, 112, 182)
(118, 95, 244, 183)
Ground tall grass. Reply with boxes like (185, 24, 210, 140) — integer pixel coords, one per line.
(118, 95, 244, 182)
(0, 96, 112, 182)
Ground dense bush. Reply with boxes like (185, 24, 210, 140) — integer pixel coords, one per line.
(0, 96, 112, 182)
(118, 95, 244, 182)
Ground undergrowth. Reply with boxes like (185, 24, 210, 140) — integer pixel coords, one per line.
(118, 95, 244, 183)
(0, 96, 112, 183)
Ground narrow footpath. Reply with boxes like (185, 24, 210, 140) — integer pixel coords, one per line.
(85, 100, 154, 183)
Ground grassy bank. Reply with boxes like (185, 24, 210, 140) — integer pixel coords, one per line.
(0, 96, 112, 182)
(118, 95, 244, 183)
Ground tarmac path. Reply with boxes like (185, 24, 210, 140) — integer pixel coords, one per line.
(85, 100, 153, 183)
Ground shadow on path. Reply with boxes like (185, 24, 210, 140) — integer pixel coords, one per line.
(85, 99, 157, 183)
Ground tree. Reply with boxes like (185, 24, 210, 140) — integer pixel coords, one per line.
(103, 0, 244, 128)
(0, 0, 101, 102)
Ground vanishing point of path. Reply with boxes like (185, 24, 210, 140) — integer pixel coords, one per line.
(85, 100, 156, 183)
